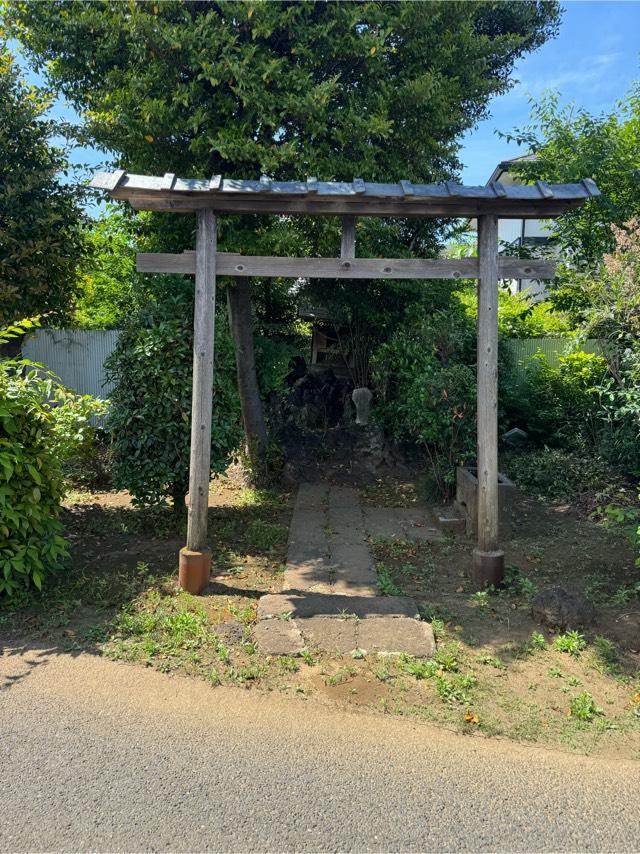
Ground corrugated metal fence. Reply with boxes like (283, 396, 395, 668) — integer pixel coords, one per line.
(504, 337, 602, 382)
(20, 330, 602, 399)
(23, 329, 119, 399)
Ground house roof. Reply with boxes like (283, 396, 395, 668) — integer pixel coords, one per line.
(89, 170, 599, 220)
(488, 154, 539, 185)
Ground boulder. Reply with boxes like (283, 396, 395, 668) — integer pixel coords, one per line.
(530, 586, 596, 630)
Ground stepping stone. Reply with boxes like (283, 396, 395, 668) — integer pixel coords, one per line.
(357, 617, 435, 657)
(254, 619, 305, 655)
(296, 482, 329, 510)
(329, 486, 360, 509)
(433, 504, 466, 535)
(296, 616, 358, 654)
(258, 593, 420, 620)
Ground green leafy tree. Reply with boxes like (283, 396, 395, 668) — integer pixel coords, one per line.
(504, 88, 640, 267)
(0, 48, 85, 326)
(75, 208, 141, 329)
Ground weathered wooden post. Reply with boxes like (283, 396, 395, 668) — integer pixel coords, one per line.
(472, 214, 505, 588)
(341, 215, 356, 259)
(179, 209, 217, 594)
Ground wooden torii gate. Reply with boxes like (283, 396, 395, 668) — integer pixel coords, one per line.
(90, 171, 598, 592)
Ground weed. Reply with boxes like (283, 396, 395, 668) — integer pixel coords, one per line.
(300, 649, 316, 666)
(478, 654, 506, 670)
(418, 603, 458, 626)
(232, 664, 266, 683)
(568, 691, 604, 722)
(351, 648, 366, 659)
(434, 644, 460, 672)
(529, 631, 546, 651)
(246, 519, 287, 550)
(504, 565, 536, 598)
(548, 667, 563, 678)
(397, 654, 439, 680)
(277, 656, 299, 673)
(274, 610, 293, 622)
(325, 666, 356, 687)
(471, 590, 490, 608)
(227, 602, 257, 625)
(435, 673, 477, 705)
(376, 563, 403, 597)
(553, 631, 586, 657)
(209, 669, 221, 686)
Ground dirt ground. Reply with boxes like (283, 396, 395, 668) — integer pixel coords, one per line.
(2, 473, 640, 759)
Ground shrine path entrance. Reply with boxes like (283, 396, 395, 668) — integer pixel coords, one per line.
(255, 482, 438, 656)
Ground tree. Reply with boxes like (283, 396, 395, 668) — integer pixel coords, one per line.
(504, 88, 640, 267)
(0, 47, 85, 328)
(7, 0, 561, 469)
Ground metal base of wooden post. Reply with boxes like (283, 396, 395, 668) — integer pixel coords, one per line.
(472, 548, 505, 589)
(178, 547, 211, 594)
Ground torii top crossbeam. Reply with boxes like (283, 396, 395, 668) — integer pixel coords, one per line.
(90, 168, 597, 594)
(90, 170, 599, 218)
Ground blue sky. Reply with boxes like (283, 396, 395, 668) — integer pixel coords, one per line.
(460, 0, 640, 184)
(12, 0, 640, 204)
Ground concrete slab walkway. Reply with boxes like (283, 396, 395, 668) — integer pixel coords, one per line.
(255, 483, 437, 657)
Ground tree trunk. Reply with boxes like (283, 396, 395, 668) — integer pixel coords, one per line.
(226, 277, 268, 463)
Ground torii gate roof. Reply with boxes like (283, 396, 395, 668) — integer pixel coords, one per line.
(90, 171, 599, 219)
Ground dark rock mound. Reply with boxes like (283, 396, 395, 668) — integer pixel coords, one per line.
(531, 586, 596, 630)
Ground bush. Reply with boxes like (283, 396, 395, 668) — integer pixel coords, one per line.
(0, 320, 105, 599)
(373, 307, 477, 500)
(104, 289, 242, 509)
(511, 350, 608, 449)
(503, 447, 621, 503)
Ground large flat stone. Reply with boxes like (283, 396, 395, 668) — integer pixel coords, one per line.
(284, 557, 333, 593)
(329, 486, 360, 509)
(357, 617, 436, 657)
(254, 619, 305, 655)
(296, 482, 329, 510)
(258, 593, 420, 621)
(296, 616, 358, 654)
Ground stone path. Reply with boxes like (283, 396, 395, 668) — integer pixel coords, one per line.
(255, 482, 438, 657)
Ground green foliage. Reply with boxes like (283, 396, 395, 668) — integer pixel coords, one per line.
(457, 285, 573, 338)
(0, 49, 84, 325)
(553, 631, 587, 657)
(529, 631, 546, 650)
(0, 320, 104, 599)
(512, 350, 609, 448)
(376, 563, 402, 597)
(10, 0, 561, 353)
(74, 209, 141, 329)
(104, 290, 242, 508)
(505, 89, 640, 267)
(373, 306, 477, 500)
(503, 448, 618, 503)
(568, 691, 603, 722)
(12, 2, 560, 185)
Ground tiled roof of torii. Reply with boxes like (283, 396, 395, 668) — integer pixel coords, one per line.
(90, 170, 600, 219)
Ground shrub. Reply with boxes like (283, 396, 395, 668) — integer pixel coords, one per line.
(503, 447, 620, 503)
(0, 320, 105, 599)
(513, 350, 608, 449)
(373, 307, 477, 500)
(105, 289, 242, 510)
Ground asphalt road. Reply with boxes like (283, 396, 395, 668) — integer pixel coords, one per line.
(1, 645, 638, 853)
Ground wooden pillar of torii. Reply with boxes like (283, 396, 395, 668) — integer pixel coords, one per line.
(90, 170, 596, 593)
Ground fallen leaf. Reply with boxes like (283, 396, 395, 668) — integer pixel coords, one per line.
(632, 692, 640, 703)
(455, 586, 464, 593)
(464, 711, 480, 724)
